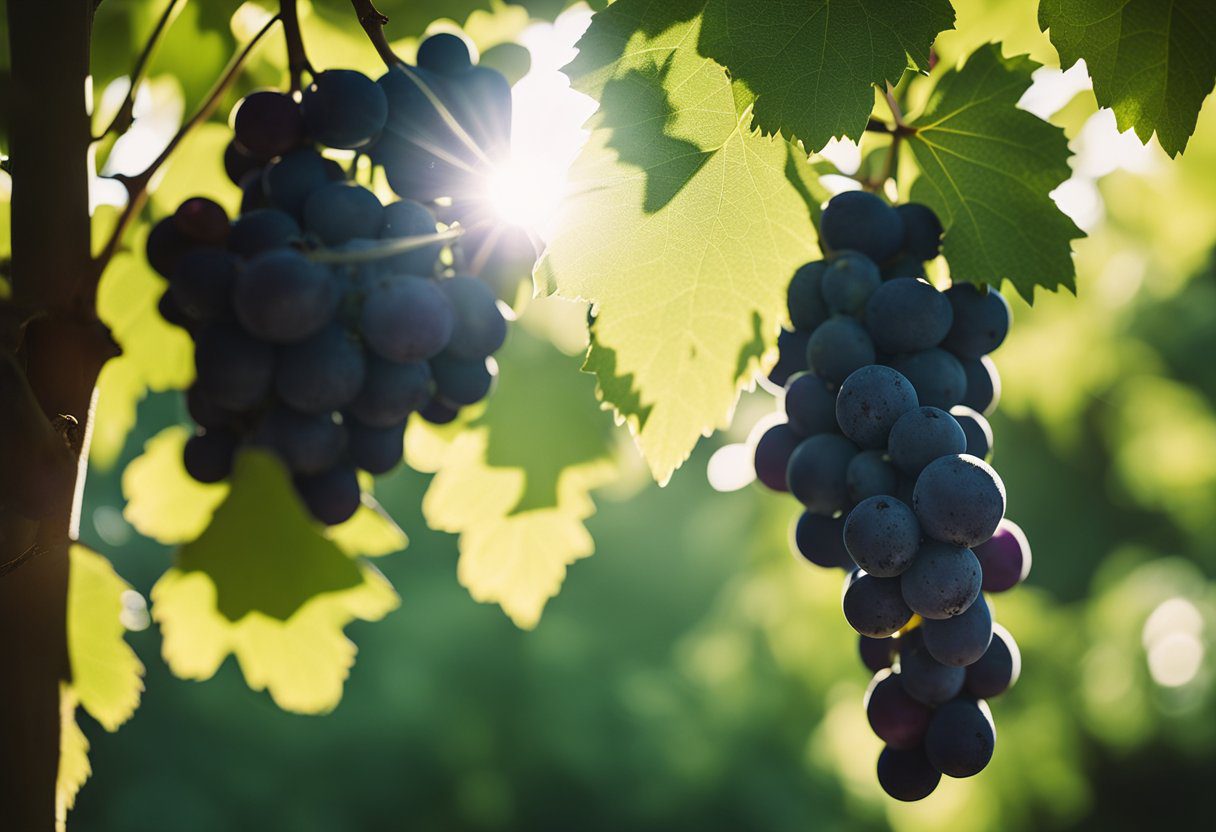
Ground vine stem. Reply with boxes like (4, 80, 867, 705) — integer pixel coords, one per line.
(93, 0, 186, 141)
(884, 81, 910, 131)
(93, 12, 281, 276)
(281, 0, 313, 92)
(350, 0, 404, 68)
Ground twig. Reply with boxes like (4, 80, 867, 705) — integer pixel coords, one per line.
(93, 13, 281, 274)
(93, 0, 186, 141)
(350, 0, 403, 68)
(281, 0, 314, 92)
(884, 81, 910, 131)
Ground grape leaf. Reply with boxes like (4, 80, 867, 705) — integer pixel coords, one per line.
(56, 685, 90, 831)
(1039, 0, 1216, 157)
(405, 322, 617, 629)
(699, 0, 956, 152)
(906, 44, 1084, 302)
(538, 3, 819, 482)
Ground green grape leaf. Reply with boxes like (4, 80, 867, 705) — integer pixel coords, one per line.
(123, 426, 227, 545)
(151, 122, 242, 218)
(539, 4, 819, 482)
(405, 323, 617, 629)
(699, 0, 956, 151)
(92, 229, 194, 469)
(327, 497, 409, 558)
(906, 45, 1084, 302)
(67, 545, 145, 731)
(56, 685, 91, 830)
(1039, 0, 1216, 157)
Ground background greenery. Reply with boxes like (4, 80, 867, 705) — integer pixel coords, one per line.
(17, 0, 1216, 829)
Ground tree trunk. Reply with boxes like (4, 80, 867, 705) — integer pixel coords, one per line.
(1, 2, 100, 829)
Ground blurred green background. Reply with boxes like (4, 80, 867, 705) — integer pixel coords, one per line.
(61, 1, 1216, 830)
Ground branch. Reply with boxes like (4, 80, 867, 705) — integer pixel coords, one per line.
(93, 0, 185, 142)
(281, 0, 313, 92)
(350, 0, 403, 68)
(93, 13, 281, 275)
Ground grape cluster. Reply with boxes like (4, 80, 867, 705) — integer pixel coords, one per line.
(147, 36, 513, 526)
(756, 191, 1031, 800)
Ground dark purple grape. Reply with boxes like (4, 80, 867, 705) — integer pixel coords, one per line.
(822, 251, 881, 315)
(158, 288, 192, 330)
(807, 316, 876, 386)
(224, 139, 262, 186)
(301, 69, 388, 150)
(784, 372, 837, 437)
(859, 634, 895, 673)
(183, 429, 238, 484)
(846, 450, 898, 503)
(887, 406, 966, 477)
(897, 630, 965, 705)
(419, 397, 461, 425)
(965, 623, 1020, 698)
(264, 148, 331, 218)
(913, 454, 1006, 548)
(227, 209, 301, 258)
(348, 357, 432, 427)
(844, 496, 921, 577)
(186, 384, 243, 431)
(888, 348, 966, 410)
(922, 595, 993, 667)
(193, 324, 274, 411)
(819, 191, 904, 263)
(440, 276, 507, 359)
(146, 217, 195, 279)
(925, 698, 995, 778)
(880, 253, 927, 281)
(793, 511, 851, 569)
(235, 249, 337, 344)
(303, 182, 385, 246)
(900, 541, 982, 620)
(974, 518, 1031, 592)
(416, 33, 473, 74)
(960, 354, 1000, 415)
(347, 418, 407, 475)
(256, 407, 346, 475)
(174, 197, 230, 246)
(787, 261, 828, 331)
(864, 278, 953, 354)
(238, 169, 269, 215)
(275, 324, 366, 412)
(381, 199, 442, 275)
(942, 284, 1011, 358)
(170, 248, 240, 322)
(951, 406, 993, 460)
(843, 570, 913, 638)
(361, 275, 455, 361)
(835, 364, 918, 449)
(896, 203, 943, 261)
(294, 463, 361, 525)
(787, 433, 858, 514)
(753, 422, 800, 492)
(767, 329, 810, 388)
(877, 745, 941, 801)
(866, 670, 932, 749)
(233, 90, 303, 160)
(430, 352, 494, 405)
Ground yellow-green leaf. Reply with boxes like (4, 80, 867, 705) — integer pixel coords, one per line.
(56, 685, 91, 832)
(326, 497, 409, 558)
(123, 426, 226, 545)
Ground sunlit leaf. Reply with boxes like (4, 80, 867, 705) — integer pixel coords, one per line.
(123, 426, 226, 545)
(56, 685, 90, 832)
(538, 3, 819, 482)
(150, 123, 242, 218)
(906, 45, 1083, 301)
(327, 498, 409, 558)
(1039, 0, 1216, 157)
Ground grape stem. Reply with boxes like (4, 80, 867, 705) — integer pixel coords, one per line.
(350, 0, 404, 68)
(281, 0, 314, 92)
(93, 12, 281, 274)
(307, 228, 465, 264)
(92, 0, 186, 142)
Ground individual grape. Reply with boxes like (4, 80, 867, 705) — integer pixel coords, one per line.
(973, 518, 1031, 593)
(234, 249, 337, 344)
(866, 670, 932, 749)
(224, 139, 262, 186)
(896, 203, 943, 261)
(876, 746, 941, 802)
(256, 407, 346, 475)
(174, 197, 229, 246)
(786, 433, 858, 514)
(924, 698, 995, 778)
(843, 570, 913, 638)
(146, 217, 195, 279)
(965, 624, 1021, 698)
(864, 278, 953, 354)
(784, 372, 837, 437)
(170, 248, 240, 322)
(458, 222, 536, 300)
(821, 251, 882, 315)
(239, 169, 269, 215)
(348, 356, 432, 427)
(897, 630, 966, 705)
(881, 253, 928, 281)
(859, 635, 895, 673)
(264, 148, 332, 218)
(844, 496, 921, 577)
(448, 66, 513, 159)
(807, 316, 876, 386)
(361, 275, 455, 361)
(942, 284, 1011, 358)
(186, 385, 243, 431)
(322, 157, 347, 181)
(819, 191, 904, 263)
(793, 511, 851, 569)
(440, 276, 507, 359)
(846, 450, 898, 503)
(158, 288, 192, 330)
(345, 418, 406, 475)
(753, 422, 800, 492)
(419, 396, 461, 425)
(913, 454, 1006, 548)
(183, 429, 238, 484)
(835, 365, 918, 449)
(193, 324, 274, 411)
(294, 463, 361, 525)
(887, 348, 966, 410)
(275, 324, 366, 412)
(887, 406, 966, 477)
(951, 406, 993, 460)
(787, 261, 829, 331)
(767, 329, 810, 388)
(227, 209, 302, 258)
(922, 595, 993, 667)
(233, 90, 303, 159)
(430, 352, 494, 405)
(303, 182, 385, 245)
(960, 355, 1000, 415)
(301, 69, 388, 150)
(900, 541, 982, 620)
(381, 199, 442, 275)
(416, 33, 474, 74)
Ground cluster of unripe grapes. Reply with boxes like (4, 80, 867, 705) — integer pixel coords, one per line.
(756, 191, 1032, 800)
(146, 35, 514, 525)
